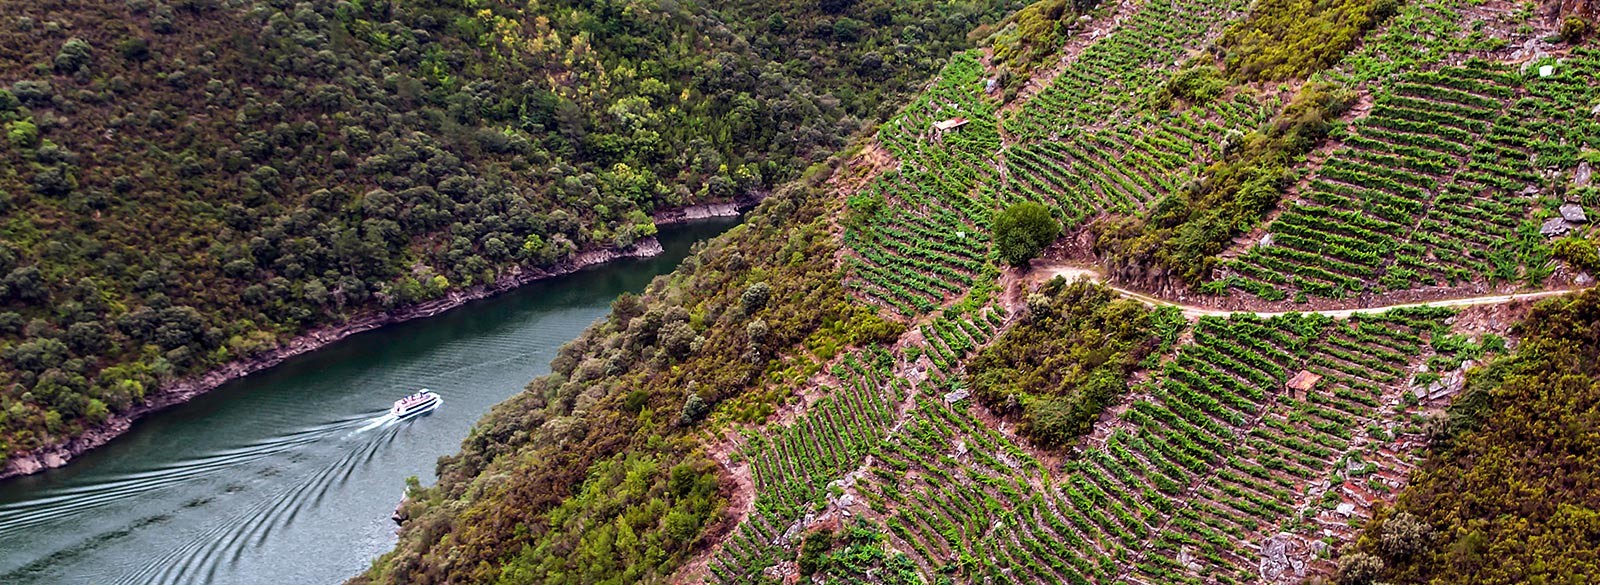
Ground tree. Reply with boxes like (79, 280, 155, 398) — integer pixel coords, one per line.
(741, 282, 771, 314)
(993, 201, 1061, 267)
(678, 392, 708, 426)
(54, 38, 94, 74)
(7, 119, 39, 149)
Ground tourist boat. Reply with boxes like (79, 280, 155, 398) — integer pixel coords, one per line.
(391, 390, 442, 419)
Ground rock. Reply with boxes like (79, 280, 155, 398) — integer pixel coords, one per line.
(4, 456, 44, 476)
(1258, 533, 1307, 581)
(1259, 233, 1275, 247)
(1178, 547, 1202, 572)
(1336, 502, 1357, 517)
(1540, 64, 1555, 77)
(392, 498, 409, 525)
(942, 388, 970, 404)
(1591, 102, 1600, 117)
(41, 452, 68, 467)
(1577, 273, 1594, 286)
(1541, 217, 1573, 237)
(1576, 162, 1593, 188)
(1560, 202, 1587, 223)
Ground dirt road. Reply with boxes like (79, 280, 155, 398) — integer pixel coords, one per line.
(1032, 265, 1587, 319)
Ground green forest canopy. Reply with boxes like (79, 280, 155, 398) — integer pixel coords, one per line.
(0, 0, 1020, 461)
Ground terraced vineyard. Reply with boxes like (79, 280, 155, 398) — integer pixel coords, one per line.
(1216, 52, 1600, 299)
(1004, 97, 1277, 228)
(843, 51, 1003, 317)
(691, 0, 1599, 583)
(708, 307, 1006, 583)
(848, 310, 1468, 585)
(699, 300, 1490, 584)
(1001, 0, 1252, 138)
(996, 0, 1266, 229)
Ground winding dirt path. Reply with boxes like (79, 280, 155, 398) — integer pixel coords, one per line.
(1030, 264, 1589, 319)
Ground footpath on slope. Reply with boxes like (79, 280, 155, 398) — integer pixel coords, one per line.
(1027, 262, 1589, 319)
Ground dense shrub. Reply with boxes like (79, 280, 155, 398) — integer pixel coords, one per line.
(1220, 0, 1400, 81)
(1352, 290, 1600, 584)
(993, 201, 1062, 267)
(966, 279, 1167, 447)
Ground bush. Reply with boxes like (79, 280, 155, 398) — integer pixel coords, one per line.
(6, 119, 39, 149)
(1164, 65, 1228, 105)
(1377, 511, 1432, 559)
(1553, 236, 1598, 272)
(797, 529, 834, 575)
(54, 38, 94, 74)
(1561, 16, 1591, 44)
(678, 392, 708, 426)
(741, 282, 771, 314)
(993, 201, 1061, 267)
(1220, 0, 1397, 81)
(1335, 552, 1384, 585)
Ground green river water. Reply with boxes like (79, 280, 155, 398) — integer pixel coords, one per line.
(0, 218, 737, 585)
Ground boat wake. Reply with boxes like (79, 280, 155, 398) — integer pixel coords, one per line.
(0, 413, 380, 540)
(0, 409, 411, 584)
(104, 411, 413, 585)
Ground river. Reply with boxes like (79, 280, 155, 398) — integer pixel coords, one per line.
(0, 218, 738, 585)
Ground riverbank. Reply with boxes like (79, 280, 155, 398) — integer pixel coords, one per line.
(1, 205, 749, 480)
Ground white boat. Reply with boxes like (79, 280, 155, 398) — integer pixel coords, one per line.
(391, 390, 441, 419)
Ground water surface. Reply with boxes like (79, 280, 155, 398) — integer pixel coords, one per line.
(0, 218, 736, 584)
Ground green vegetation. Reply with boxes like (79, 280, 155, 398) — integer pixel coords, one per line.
(1219, 0, 1400, 81)
(993, 201, 1062, 267)
(848, 308, 1463, 584)
(1216, 50, 1600, 299)
(360, 177, 902, 585)
(492, 453, 721, 584)
(1096, 80, 1355, 288)
(361, 0, 1600, 581)
(0, 0, 1021, 467)
(966, 279, 1165, 446)
(844, 51, 1002, 317)
(1346, 290, 1600, 584)
(986, 0, 1106, 90)
(798, 521, 924, 585)
(1553, 236, 1599, 272)
(7, 0, 1587, 582)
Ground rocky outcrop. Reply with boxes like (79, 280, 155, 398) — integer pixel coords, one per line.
(652, 193, 762, 226)
(1, 237, 676, 480)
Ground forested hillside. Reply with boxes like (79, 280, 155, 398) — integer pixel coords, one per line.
(0, 0, 1024, 468)
(360, 0, 1600, 583)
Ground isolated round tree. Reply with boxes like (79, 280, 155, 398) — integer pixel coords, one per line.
(994, 201, 1062, 267)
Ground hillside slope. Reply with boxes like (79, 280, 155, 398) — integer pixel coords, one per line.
(0, 0, 1025, 473)
(366, 0, 1600, 584)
